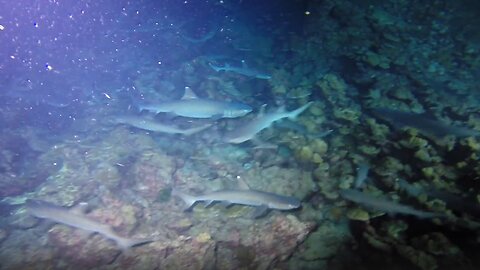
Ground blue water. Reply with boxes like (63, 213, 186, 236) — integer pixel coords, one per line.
(1, 0, 480, 269)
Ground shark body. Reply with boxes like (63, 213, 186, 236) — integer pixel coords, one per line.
(26, 199, 153, 250)
(372, 108, 480, 138)
(172, 188, 300, 217)
(340, 189, 445, 219)
(224, 102, 313, 144)
(138, 87, 252, 119)
(209, 62, 271, 80)
(111, 115, 211, 135)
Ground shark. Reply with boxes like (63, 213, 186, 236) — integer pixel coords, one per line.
(208, 61, 271, 80)
(26, 199, 153, 250)
(110, 115, 211, 135)
(340, 189, 445, 219)
(172, 188, 301, 218)
(224, 102, 313, 144)
(181, 28, 216, 43)
(372, 108, 480, 138)
(137, 87, 252, 119)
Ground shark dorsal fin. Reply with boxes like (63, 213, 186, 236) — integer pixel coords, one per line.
(236, 176, 250, 190)
(182, 87, 198, 100)
(70, 202, 89, 215)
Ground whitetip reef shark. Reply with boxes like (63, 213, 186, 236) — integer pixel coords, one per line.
(137, 87, 252, 119)
(208, 61, 271, 80)
(372, 108, 480, 138)
(26, 199, 153, 250)
(340, 189, 446, 219)
(110, 115, 212, 135)
(172, 188, 301, 218)
(224, 102, 313, 144)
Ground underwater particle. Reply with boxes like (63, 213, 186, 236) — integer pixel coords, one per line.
(346, 208, 370, 221)
(0, 24, 4, 30)
(305, 11, 310, 15)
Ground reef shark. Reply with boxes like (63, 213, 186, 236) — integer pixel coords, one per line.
(172, 188, 301, 218)
(208, 61, 271, 80)
(372, 108, 480, 138)
(110, 115, 211, 135)
(26, 199, 153, 250)
(340, 189, 445, 219)
(138, 87, 252, 119)
(224, 102, 313, 144)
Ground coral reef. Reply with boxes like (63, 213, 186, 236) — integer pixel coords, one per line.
(2, 0, 480, 269)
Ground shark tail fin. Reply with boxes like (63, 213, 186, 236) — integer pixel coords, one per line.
(182, 124, 212, 136)
(115, 237, 154, 250)
(172, 188, 197, 210)
(288, 102, 313, 120)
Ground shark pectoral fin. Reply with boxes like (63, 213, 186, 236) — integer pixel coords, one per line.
(251, 205, 269, 219)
